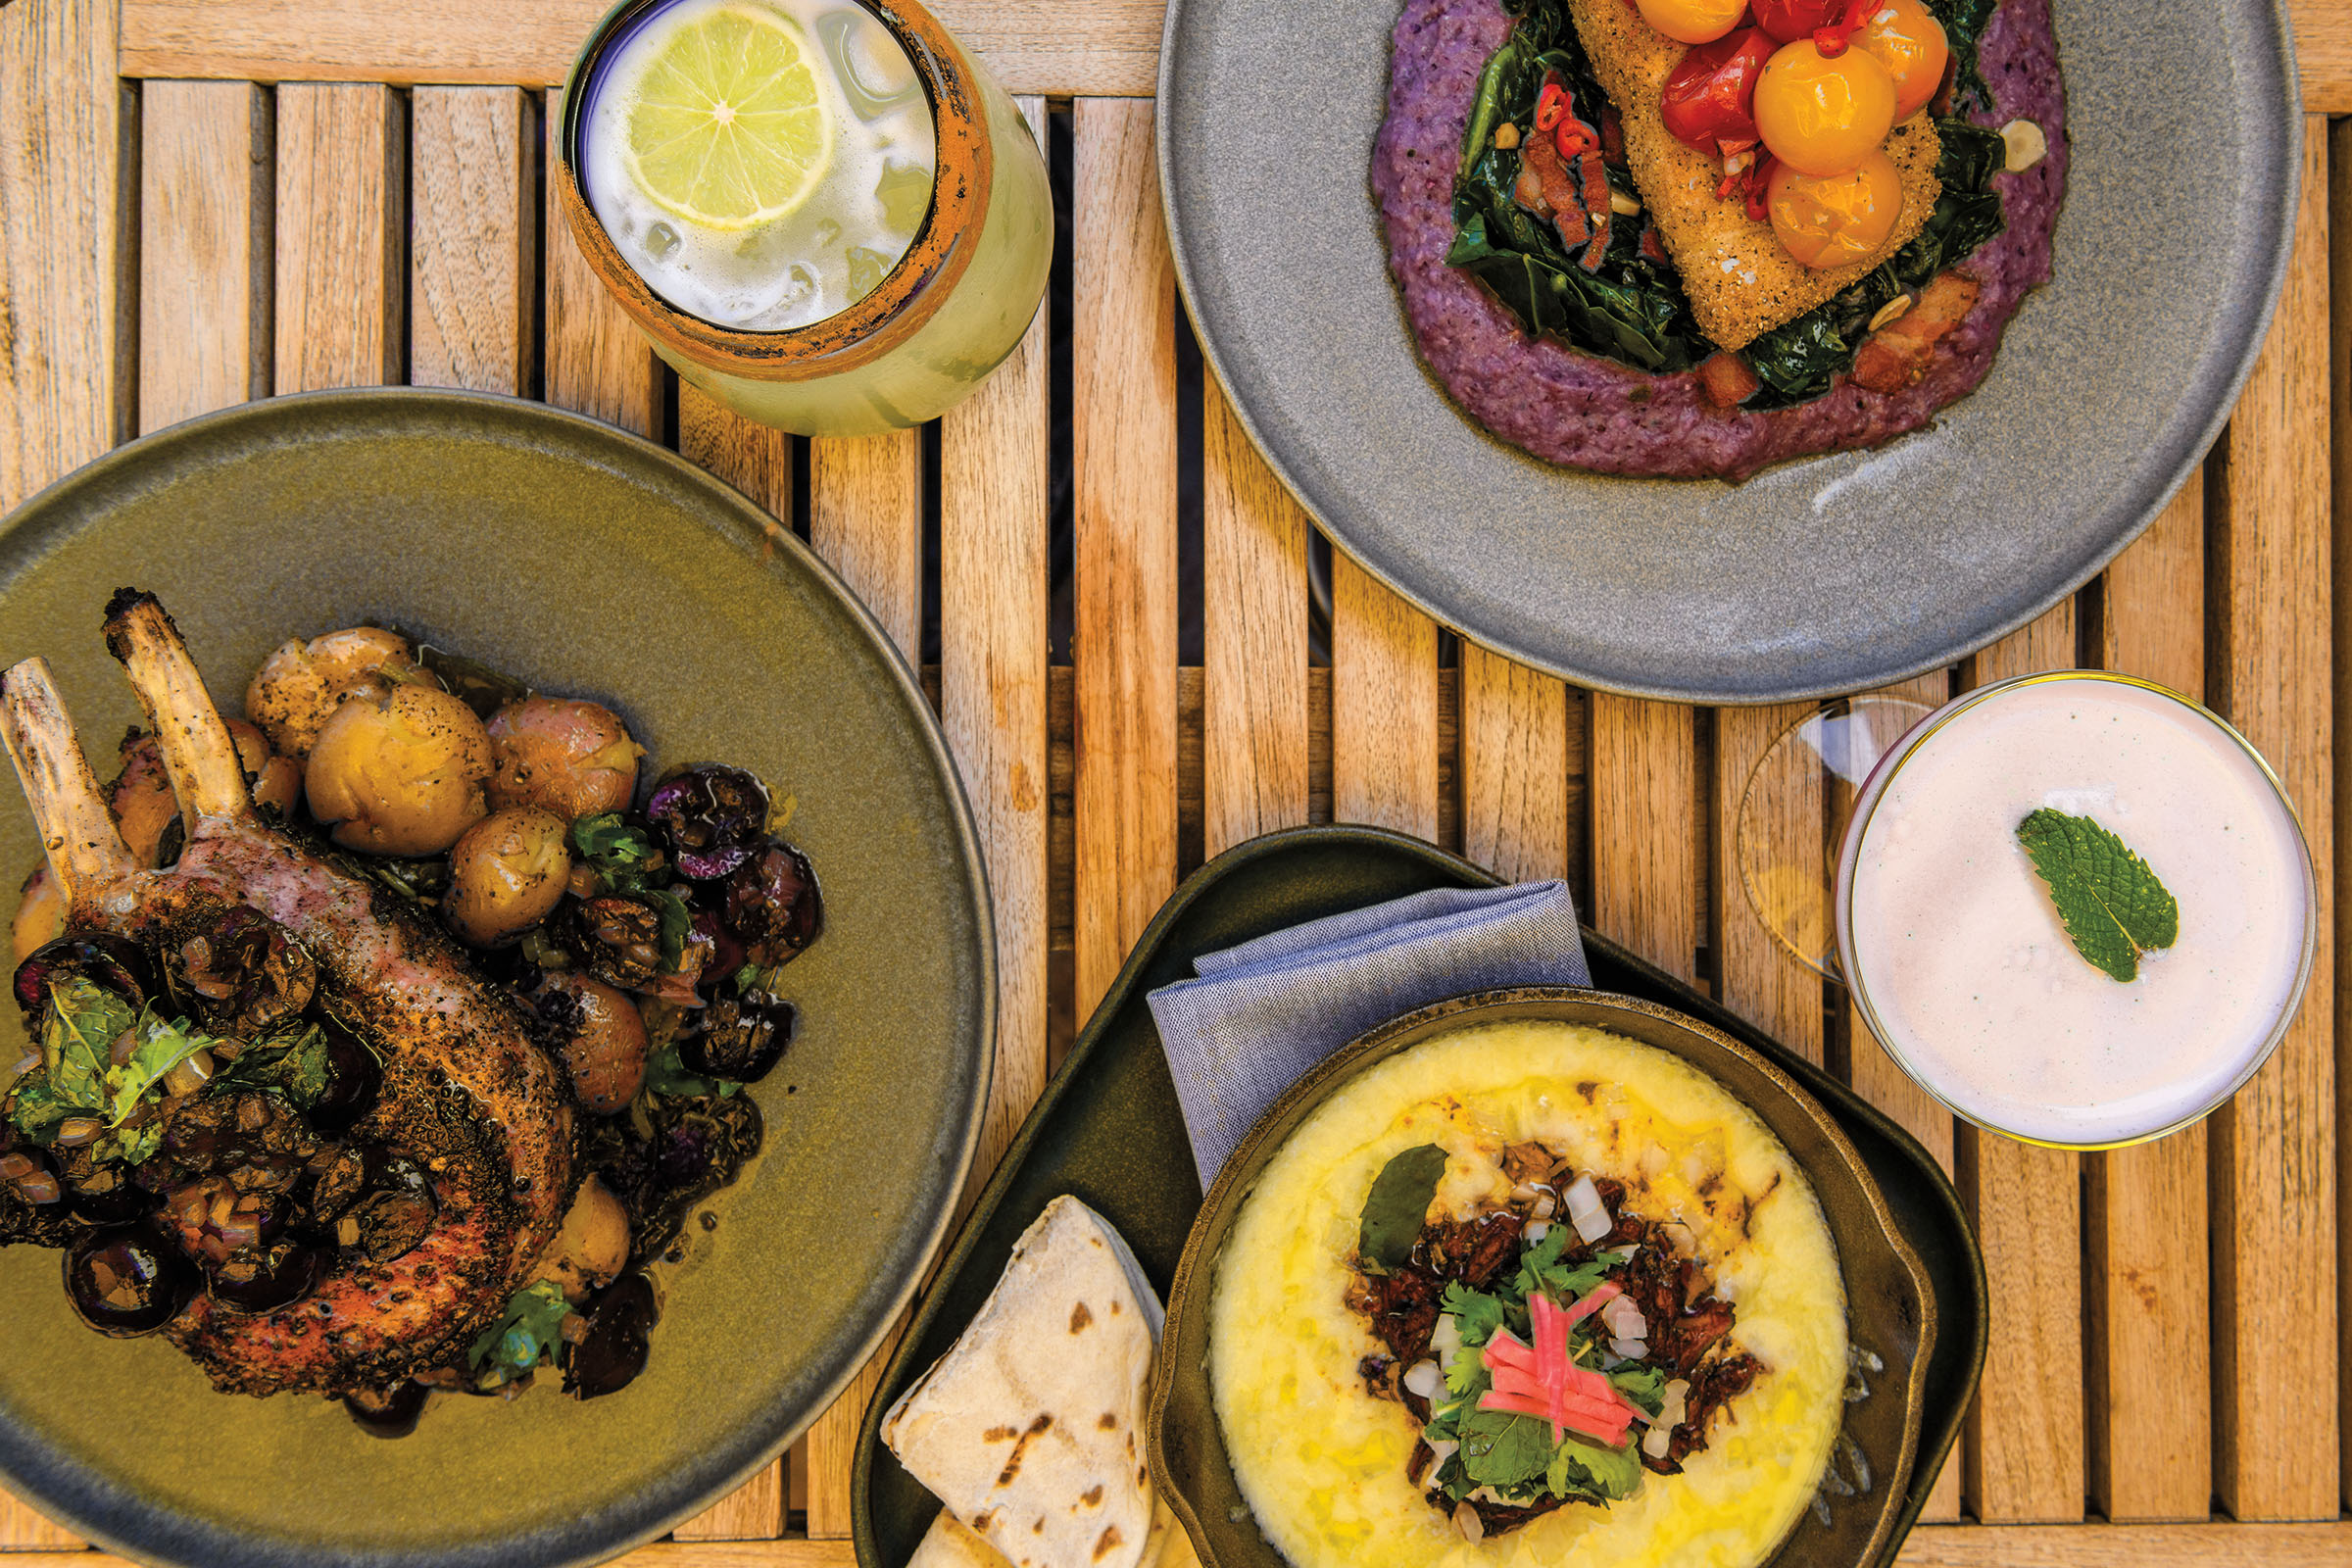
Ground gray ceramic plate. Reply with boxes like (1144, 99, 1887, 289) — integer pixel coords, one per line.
(0, 389, 996, 1568)
(1151, 988, 1933, 1568)
(1158, 0, 2300, 703)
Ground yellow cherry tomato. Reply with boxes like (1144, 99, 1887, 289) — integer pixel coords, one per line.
(1753, 39, 1897, 176)
(1768, 151, 1904, 269)
(1635, 0, 1748, 46)
(1857, 0, 1951, 121)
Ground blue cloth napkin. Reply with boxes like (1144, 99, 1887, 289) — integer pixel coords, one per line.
(1146, 882, 1591, 1190)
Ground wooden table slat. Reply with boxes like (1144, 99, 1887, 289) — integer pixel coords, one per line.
(119, 0, 1166, 98)
(409, 85, 531, 397)
(1200, 380, 1310, 858)
(1071, 95, 1180, 1019)
(809, 432, 925, 662)
(1588, 695, 1696, 981)
(1709, 702, 1826, 1064)
(113, 0, 2352, 112)
(541, 87, 662, 438)
(138, 78, 268, 429)
(2211, 118, 2338, 1522)
(2085, 480, 2214, 1523)
(274, 82, 401, 393)
(1459, 644, 1571, 884)
(1330, 557, 1439, 838)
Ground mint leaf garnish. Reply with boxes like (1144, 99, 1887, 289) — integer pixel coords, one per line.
(2015, 808, 2180, 982)
(1356, 1144, 1446, 1276)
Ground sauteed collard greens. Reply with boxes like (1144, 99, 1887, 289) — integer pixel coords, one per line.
(1446, 0, 2005, 405)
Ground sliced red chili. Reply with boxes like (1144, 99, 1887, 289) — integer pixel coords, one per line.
(1743, 157, 1779, 222)
(1812, 0, 1874, 58)
(1534, 82, 1568, 132)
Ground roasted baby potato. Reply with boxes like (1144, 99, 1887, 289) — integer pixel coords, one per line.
(246, 626, 423, 759)
(444, 808, 571, 947)
(485, 697, 643, 822)
(305, 685, 494, 857)
(533, 1176, 631, 1304)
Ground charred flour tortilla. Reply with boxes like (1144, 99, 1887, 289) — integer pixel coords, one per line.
(1206, 1022, 1846, 1568)
(906, 1497, 1192, 1568)
(884, 1197, 1164, 1568)
(1372, 0, 2066, 478)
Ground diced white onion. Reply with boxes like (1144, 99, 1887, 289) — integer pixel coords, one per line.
(1425, 1437, 1459, 1466)
(1563, 1173, 1611, 1244)
(1531, 1193, 1557, 1220)
(1431, 1314, 1463, 1370)
(1453, 1502, 1486, 1543)
(1403, 1360, 1444, 1400)
(1522, 1219, 1551, 1246)
(1642, 1422, 1674, 1459)
(1659, 1379, 1690, 1429)
(1608, 1336, 1648, 1360)
(1600, 1296, 1648, 1341)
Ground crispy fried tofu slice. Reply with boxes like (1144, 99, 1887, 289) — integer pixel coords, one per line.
(1566, 0, 1940, 353)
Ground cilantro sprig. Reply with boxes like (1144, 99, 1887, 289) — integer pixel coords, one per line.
(5, 977, 223, 1162)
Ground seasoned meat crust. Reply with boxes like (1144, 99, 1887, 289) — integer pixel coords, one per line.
(5, 592, 576, 1396)
(1370, 0, 2067, 478)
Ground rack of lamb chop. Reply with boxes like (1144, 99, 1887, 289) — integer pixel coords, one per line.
(0, 591, 574, 1396)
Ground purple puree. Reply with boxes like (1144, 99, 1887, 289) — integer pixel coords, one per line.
(1370, 0, 2068, 480)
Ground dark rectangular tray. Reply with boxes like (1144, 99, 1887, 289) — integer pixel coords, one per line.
(852, 825, 1987, 1568)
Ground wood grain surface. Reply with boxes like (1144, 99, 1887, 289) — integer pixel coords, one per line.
(1710, 702, 1826, 1064)
(0, 0, 125, 513)
(542, 87, 662, 438)
(275, 83, 402, 392)
(1201, 380, 1310, 857)
(114, 0, 2351, 109)
(139, 79, 269, 429)
(120, 0, 1167, 96)
(2210, 122, 2338, 1522)
(1460, 644, 1570, 884)
(410, 86, 531, 396)
(1330, 557, 1439, 839)
(1955, 609, 2084, 1526)
(809, 433, 923, 660)
(2086, 480, 2213, 1523)
(1589, 695, 1695, 980)
(1071, 97, 1179, 1018)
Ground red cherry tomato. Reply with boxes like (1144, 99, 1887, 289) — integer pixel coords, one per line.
(1660, 27, 1776, 152)
(1750, 0, 1840, 44)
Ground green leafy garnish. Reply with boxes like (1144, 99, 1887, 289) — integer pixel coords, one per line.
(571, 812, 666, 897)
(641, 1042, 739, 1101)
(1458, 1404, 1557, 1490)
(1513, 1223, 1609, 1304)
(211, 1023, 337, 1108)
(107, 1014, 219, 1124)
(1440, 1281, 1507, 1347)
(1607, 1361, 1667, 1418)
(645, 887, 695, 974)
(41, 976, 129, 1112)
(2015, 808, 2180, 982)
(466, 1280, 572, 1390)
(1356, 1145, 1447, 1276)
(1443, 0, 1708, 373)
(5, 1068, 74, 1144)
(1740, 119, 2009, 408)
(1446, 0, 2008, 403)
(1546, 1435, 1642, 1504)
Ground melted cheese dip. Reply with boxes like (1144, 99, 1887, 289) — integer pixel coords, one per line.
(1206, 1022, 1845, 1568)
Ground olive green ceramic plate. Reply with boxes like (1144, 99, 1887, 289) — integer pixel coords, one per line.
(0, 389, 996, 1568)
(1153, 988, 1930, 1568)
(852, 825, 1985, 1568)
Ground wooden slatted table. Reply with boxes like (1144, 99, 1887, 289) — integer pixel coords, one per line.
(2, 1, 2350, 1563)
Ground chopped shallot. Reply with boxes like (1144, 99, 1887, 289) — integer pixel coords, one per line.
(1607, 1335, 1649, 1361)
(1562, 1173, 1610, 1244)
(1431, 1312, 1464, 1370)
(1599, 1294, 1648, 1342)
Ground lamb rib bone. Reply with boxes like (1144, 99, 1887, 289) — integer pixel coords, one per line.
(1, 591, 576, 1396)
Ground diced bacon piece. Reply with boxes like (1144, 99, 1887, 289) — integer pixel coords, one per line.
(1852, 272, 1982, 395)
(1696, 353, 1759, 412)
(1575, 151, 1613, 271)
